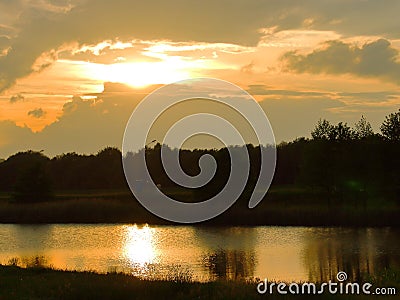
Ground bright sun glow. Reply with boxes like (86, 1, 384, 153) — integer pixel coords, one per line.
(123, 224, 157, 266)
(87, 57, 196, 88)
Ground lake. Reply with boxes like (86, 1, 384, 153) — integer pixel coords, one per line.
(0, 224, 399, 282)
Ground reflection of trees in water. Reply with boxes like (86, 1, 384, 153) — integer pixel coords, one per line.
(203, 249, 256, 280)
(193, 227, 257, 280)
(304, 228, 400, 282)
(7, 254, 49, 268)
(13, 224, 53, 251)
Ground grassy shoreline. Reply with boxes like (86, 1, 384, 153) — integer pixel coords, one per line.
(0, 265, 398, 300)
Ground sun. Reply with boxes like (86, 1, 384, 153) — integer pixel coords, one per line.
(87, 58, 193, 88)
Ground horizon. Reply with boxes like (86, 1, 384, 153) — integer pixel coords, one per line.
(0, 109, 394, 160)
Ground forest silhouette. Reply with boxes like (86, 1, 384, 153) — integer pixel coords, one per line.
(0, 110, 399, 225)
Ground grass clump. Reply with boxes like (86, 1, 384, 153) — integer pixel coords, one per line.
(0, 262, 398, 300)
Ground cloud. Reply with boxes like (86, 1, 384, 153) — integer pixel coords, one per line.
(272, 1, 400, 39)
(247, 85, 400, 141)
(9, 93, 25, 103)
(247, 85, 329, 97)
(0, 81, 399, 157)
(259, 96, 346, 142)
(338, 91, 400, 102)
(1, 0, 400, 93)
(282, 39, 400, 84)
(0, 36, 10, 51)
(0, 120, 36, 156)
(0, 0, 269, 93)
(240, 62, 255, 74)
(28, 108, 46, 118)
(0, 82, 148, 157)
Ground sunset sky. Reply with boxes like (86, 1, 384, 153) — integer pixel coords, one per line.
(1, 0, 400, 157)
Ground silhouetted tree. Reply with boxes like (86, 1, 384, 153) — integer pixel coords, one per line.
(311, 119, 334, 140)
(332, 122, 353, 141)
(93, 147, 126, 189)
(49, 152, 94, 190)
(354, 115, 374, 139)
(1, 110, 400, 209)
(312, 119, 357, 141)
(0, 151, 49, 192)
(380, 109, 400, 141)
(12, 152, 54, 203)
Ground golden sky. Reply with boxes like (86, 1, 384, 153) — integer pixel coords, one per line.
(0, 0, 400, 157)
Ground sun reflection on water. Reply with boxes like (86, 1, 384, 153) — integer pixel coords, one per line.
(123, 224, 158, 268)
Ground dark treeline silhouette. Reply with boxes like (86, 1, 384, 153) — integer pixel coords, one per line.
(0, 110, 399, 225)
(0, 147, 127, 199)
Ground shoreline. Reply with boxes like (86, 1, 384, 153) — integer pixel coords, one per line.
(1, 188, 399, 227)
(0, 201, 398, 227)
(0, 265, 398, 300)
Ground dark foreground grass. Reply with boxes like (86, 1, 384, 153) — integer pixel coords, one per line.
(0, 265, 398, 300)
(0, 265, 256, 300)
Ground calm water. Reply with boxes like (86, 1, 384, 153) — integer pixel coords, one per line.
(0, 225, 399, 282)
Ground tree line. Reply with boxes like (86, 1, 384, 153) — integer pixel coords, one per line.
(0, 109, 399, 204)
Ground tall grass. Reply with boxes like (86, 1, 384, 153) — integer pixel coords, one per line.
(0, 262, 398, 300)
